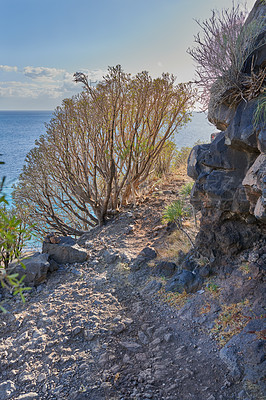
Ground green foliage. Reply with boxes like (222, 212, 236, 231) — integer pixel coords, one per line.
(162, 200, 194, 248)
(180, 182, 194, 197)
(0, 202, 31, 268)
(0, 162, 32, 310)
(162, 200, 187, 225)
(253, 94, 266, 130)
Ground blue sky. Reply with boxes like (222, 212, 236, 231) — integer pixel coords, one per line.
(0, 0, 255, 110)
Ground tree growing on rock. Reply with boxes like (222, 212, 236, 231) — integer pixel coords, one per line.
(14, 66, 196, 236)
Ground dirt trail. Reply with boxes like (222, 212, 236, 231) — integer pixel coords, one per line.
(0, 174, 259, 400)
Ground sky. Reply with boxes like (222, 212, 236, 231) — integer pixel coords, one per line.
(0, 0, 255, 110)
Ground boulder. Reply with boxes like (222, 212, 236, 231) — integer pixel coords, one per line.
(130, 246, 157, 271)
(155, 261, 177, 277)
(165, 270, 203, 294)
(42, 236, 88, 264)
(8, 252, 50, 286)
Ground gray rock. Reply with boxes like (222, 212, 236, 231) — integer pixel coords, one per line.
(225, 99, 259, 151)
(208, 99, 236, 131)
(165, 270, 202, 294)
(131, 247, 157, 271)
(0, 381, 16, 400)
(155, 261, 177, 277)
(138, 331, 149, 345)
(8, 252, 50, 286)
(102, 249, 119, 264)
(14, 393, 39, 400)
(220, 344, 242, 381)
(141, 280, 162, 295)
(42, 236, 87, 264)
(119, 341, 142, 351)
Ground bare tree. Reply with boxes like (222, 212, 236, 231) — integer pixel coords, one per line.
(14, 66, 196, 236)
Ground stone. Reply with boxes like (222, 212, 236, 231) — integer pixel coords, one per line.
(208, 96, 236, 131)
(42, 236, 88, 264)
(155, 261, 177, 277)
(243, 154, 266, 221)
(0, 381, 16, 400)
(141, 280, 162, 295)
(138, 331, 149, 345)
(8, 252, 50, 286)
(165, 270, 202, 294)
(130, 247, 157, 271)
(102, 249, 119, 264)
(14, 393, 39, 400)
(119, 341, 142, 351)
(225, 99, 259, 152)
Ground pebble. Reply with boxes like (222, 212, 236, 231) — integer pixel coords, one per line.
(119, 341, 142, 351)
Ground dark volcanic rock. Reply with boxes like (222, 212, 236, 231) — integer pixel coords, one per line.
(42, 236, 88, 264)
(130, 246, 157, 271)
(165, 270, 203, 294)
(8, 252, 50, 286)
(155, 261, 177, 277)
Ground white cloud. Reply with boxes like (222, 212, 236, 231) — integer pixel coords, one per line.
(23, 66, 65, 80)
(0, 66, 107, 105)
(0, 65, 18, 72)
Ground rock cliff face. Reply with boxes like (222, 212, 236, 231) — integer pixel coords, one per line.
(188, 0, 266, 260)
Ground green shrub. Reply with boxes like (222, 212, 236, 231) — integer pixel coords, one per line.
(162, 200, 194, 248)
(253, 94, 266, 130)
(180, 182, 194, 197)
(0, 197, 32, 311)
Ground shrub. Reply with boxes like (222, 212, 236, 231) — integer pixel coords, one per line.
(180, 182, 194, 197)
(14, 66, 196, 235)
(0, 191, 31, 310)
(188, 2, 265, 110)
(154, 140, 177, 177)
(162, 200, 194, 248)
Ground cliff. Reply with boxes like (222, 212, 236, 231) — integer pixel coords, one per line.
(188, 0, 266, 261)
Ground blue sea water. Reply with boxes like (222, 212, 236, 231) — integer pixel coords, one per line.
(0, 110, 215, 203)
(0, 111, 53, 202)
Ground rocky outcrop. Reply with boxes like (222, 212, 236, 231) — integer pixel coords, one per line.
(42, 236, 88, 264)
(188, 1, 266, 260)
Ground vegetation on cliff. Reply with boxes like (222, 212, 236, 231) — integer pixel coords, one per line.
(188, 1, 265, 110)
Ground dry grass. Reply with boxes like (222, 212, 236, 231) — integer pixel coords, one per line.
(158, 288, 192, 310)
(211, 299, 250, 347)
(156, 230, 192, 263)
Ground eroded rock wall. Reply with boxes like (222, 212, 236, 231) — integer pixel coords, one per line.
(188, 1, 266, 260)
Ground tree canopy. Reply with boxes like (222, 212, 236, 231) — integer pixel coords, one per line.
(14, 65, 196, 236)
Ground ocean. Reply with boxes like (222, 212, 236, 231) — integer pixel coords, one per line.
(0, 110, 215, 203)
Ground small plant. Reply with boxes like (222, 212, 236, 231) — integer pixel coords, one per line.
(158, 288, 192, 310)
(180, 182, 194, 197)
(253, 94, 266, 130)
(162, 200, 194, 248)
(239, 262, 250, 275)
(206, 281, 219, 294)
